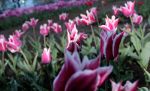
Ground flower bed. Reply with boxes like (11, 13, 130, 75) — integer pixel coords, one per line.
(0, 1, 150, 91)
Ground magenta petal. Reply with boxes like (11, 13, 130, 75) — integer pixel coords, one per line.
(112, 32, 124, 59)
(111, 80, 123, 91)
(82, 55, 101, 70)
(105, 33, 114, 61)
(99, 25, 110, 31)
(65, 70, 99, 91)
(53, 51, 81, 91)
(96, 65, 113, 86)
(124, 80, 138, 91)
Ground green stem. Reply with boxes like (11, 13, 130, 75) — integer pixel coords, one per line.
(130, 16, 135, 32)
(20, 49, 30, 65)
(44, 36, 46, 47)
(2, 52, 4, 63)
(90, 25, 96, 46)
(33, 27, 36, 40)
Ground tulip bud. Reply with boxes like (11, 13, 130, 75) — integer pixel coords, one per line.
(0, 35, 7, 52)
(41, 48, 52, 64)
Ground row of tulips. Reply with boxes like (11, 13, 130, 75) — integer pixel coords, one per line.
(0, 1, 148, 91)
(0, 0, 96, 19)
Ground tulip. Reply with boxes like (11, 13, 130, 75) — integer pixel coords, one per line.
(0, 35, 7, 52)
(66, 24, 87, 51)
(74, 17, 82, 26)
(41, 48, 52, 64)
(99, 15, 119, 32)
(40, 24, 50, 36)
(124, 81, 138, 91)
(111, 80, 123, 91)
(51, 23, 62, 33)
(28, 18, 39, 28)
(7, 35, 22, 53)
(90, 7, 98, 16)
(112, 6, 120, 16)
(13, 30, 24, 38)
(59, 13, 69, 21)
(120, 1, 135, 17)
(80, 10, 96, 25)
(22, 22, 29, 32)
(47, 19, 53, 27)
(100, 30, 124, 61)
(53, 48, 113, 91)
(111, 80, 138, 91)
(65, 20, 76, 32)
(132, 13, 143, 25)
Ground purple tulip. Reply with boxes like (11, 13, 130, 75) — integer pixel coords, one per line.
(53, 48, 113, 91)
(100, 30, 124, 61)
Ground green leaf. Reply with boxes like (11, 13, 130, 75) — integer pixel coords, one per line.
(131, 35, 141, 53)
(138, 87, 149, 91)
(140, 42, 150, 68)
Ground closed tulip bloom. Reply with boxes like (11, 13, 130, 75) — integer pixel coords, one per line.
(59, 13, 69, 21)
(99, 16, 119, 32)
(14, 30, 24, 38)
(28, 18, 39, 28)
(40, 24, 50, 36)
(7, 35, 22, 53)
(120, 1, 135, 17)
(74, 17, 82, 26)
(51, 23, 62, 33)
(0, 35, 7, 52)
(22, 22, 29, 32)
(41, 48, 52, 64)
(132, 13, 143, 25)
(100, 30, 124, 61)
(53, 48, 113, 91)
(47, 19, 53, 27)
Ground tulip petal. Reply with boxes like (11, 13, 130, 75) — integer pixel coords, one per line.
(65, 70, 99, 91)
(112, 32, 124, 59)
(96, 65, 113, 86)
(111, 80, 123, 91)
(124, 80, 138, 91)
(53, 50, 81, 91)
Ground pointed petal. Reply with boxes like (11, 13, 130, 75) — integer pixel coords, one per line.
(65, 70, 99, 91)
(112, 32, 124, 59)
(124, 80, 138, 91)
(96, 65, 113, 86)
(53, 50, 81, 91)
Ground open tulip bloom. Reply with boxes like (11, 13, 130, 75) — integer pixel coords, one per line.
(111, 80, 138, 91)
(53, 48, 113, 91)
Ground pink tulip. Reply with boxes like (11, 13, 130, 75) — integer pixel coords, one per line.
(111, 80, 138, 91)
(0, 35, 7, 52)
(28, 18, 39, 28)
(40, 24, 50, 36)
(132, 13, 143, 25)
(22, 22, 29, 32)
(80, 10, 96, 25)
(124, 81, 138, 91)
(120, 1, 135, 17)
(90, 7, 98, 16)
(51, 23, 62, 33)
(13, 30, 24, 38)
(59, 13, 69, 21)
(74, 17, 82, 26)
(100, 30, 124, 61)
(111, 80, 123, 91)
(67, 24, 87, 51)
(65, 20, 76, 32)
(47, 19, 53, 26)
(99, 16, 119, 32)
(7, 35, 22, 53)
(41, 48, 52, 64)
(53, 48, 113, 91)
(112, 6, 120, 16)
